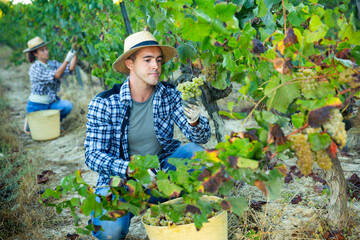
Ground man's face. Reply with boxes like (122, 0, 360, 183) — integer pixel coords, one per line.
(34, 45, 49, 62)
(126, 46, 163, 86)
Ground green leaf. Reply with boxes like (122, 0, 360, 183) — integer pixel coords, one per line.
(308, 132, 331, 151)
(265, 76, 301, 113)
(177, 43, 197, 63)
(219, 180, 234, 196)
(157, 179, 183, 197)
(254, 0, 267, 18)
(214, 2, 238, 22)
(302, 82, 335, 100)
(70, 197, 81, 207)
(351, 46, 360, 65)
(82, 193, 103, 217)
(236, 157, 259, 169)
(291, 113, 305, 129)
(265, 169, 284, 200)
(222, 52, 237, 72)
(227, 197, 248, 217)
(181, 18, 212, 42)
(323, 9, 338, 28)
(334, 56, 357, 68)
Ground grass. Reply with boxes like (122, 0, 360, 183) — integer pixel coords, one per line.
(0, 79, 58, 240)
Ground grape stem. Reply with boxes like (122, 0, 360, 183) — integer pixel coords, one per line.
(286, 122, 309, 138)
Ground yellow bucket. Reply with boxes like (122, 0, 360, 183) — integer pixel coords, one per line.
(142, 196, 228, 240)
(26, 110, 60, 141)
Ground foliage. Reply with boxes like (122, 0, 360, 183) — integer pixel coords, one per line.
(41, 130, 286, 233)
(2, 0, 360, 235)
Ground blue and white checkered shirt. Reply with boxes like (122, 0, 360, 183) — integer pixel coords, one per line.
(28, 60, 70, 103)
(84, 79, 211, 187)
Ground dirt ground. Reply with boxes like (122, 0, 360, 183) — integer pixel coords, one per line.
(1, 45, 360, 239)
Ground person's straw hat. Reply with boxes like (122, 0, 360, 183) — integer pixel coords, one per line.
(23, 36, 50, 53)
(112, 30, 178, 74)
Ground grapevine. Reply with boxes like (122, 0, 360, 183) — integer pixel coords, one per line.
(177, 77, 205, 101)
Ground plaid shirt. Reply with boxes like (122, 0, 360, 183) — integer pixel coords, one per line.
(84, 79, 211, 187)
(28, 60, 70, 103)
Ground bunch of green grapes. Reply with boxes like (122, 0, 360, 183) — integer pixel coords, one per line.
(339, 68, 360, 89)
(177, 77, 205, 101)
(315, 150, 332, 170)
(202, 64, 216, 82)
(295, 68, 319, 93)
(288, 133, 315, 176)
(142, 208, 219, 226)
(322, 109, 347, 149)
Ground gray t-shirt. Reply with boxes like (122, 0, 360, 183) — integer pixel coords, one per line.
(128, 91, 163, 156)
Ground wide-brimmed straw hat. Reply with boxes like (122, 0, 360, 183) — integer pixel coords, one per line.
(23, 36, 50, 53)
(112, 30, 178, 74)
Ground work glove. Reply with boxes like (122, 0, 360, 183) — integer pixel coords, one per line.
(182, 98, 201, 124)
(64, 49, 78, 62)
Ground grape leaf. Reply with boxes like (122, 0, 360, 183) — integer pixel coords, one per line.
(308, 132, 332, 151)
(265, 76, 300, 113)
(177, 43, 197, 63)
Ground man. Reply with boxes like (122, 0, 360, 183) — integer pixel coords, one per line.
(84, 30, 211, 239)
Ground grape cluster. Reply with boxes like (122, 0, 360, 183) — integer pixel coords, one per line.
(295, 68, 320, 93)
(177, 77, 205, 101)
(322, 109, 347, 149)
(315, 150, 332, 170)
(202, 64, 216, 82)
(288, 133, 315, 176)
(142, 207, 219, 226)
(339, 68, 360, 89)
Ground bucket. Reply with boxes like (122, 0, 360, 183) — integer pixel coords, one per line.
(26, 110, 60, 141)
(142, 196, 228, 240)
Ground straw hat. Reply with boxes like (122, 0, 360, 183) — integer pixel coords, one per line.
(23, 36, 50, 53)
(112, 30, 178, 74)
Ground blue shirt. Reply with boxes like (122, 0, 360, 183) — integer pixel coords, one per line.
(84, 79, 211, 187)
(28, 60, 71, 103)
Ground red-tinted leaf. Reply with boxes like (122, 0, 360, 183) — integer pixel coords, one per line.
(308, 106, 337, 128)
(250, 200, 267, 211)
(185, 205, 201, 215)
(275, 164, 287, 176)
(220, 200, 231, 211)
(228, 156, 239, 169)
(284, 174, 293, 183)
(335, 48, 351, 60)
(283, 27, 298, 46)
(291, 195, 302, 204)
(37, 176, 49, 184)
(254, 180, 268, 197)
(197, 169, 212, 181)
(66, 233, 80, 240)
(201, 168, 227, 193)
(313, 185, 326, 194)
(107, 210, 127, 218)
(268, 124, 286, 145)
(273, 57, 292, 75)
(252, 39, 266, 54)
(329, 141, 338, 160)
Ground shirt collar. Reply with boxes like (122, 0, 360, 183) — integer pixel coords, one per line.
(120, 77, 165, 106)
(36, 60, 50, 69)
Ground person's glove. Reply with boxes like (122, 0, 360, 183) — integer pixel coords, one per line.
(64, 49, 78, 62)
(182, 98, 201, 124)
